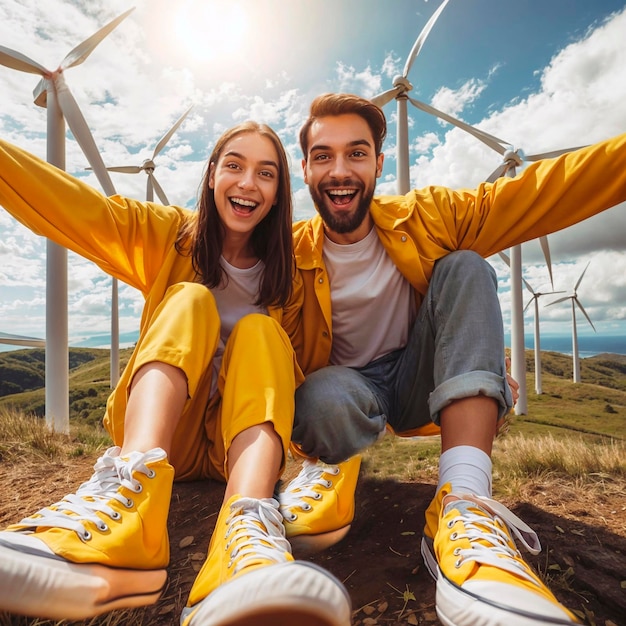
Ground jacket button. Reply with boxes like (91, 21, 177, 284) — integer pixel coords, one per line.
(401, 235, 407, 242)
(318, 277, 324, 283)
(322, 331, 329, 337)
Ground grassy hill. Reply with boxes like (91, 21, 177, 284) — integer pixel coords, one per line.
(0, 347, 133, 427)
(1, 346, 624, 441)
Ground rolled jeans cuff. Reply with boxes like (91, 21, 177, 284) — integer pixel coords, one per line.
(429, 370, 512, 425)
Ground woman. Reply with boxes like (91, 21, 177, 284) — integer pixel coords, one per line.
(0, 123, 350, 626)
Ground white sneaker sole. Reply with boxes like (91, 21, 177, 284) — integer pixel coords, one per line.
(182, 561, 352, 626)
(287, 524, 352, 556)
(436, 574, 578, 626)
(0, 543, 166, 620)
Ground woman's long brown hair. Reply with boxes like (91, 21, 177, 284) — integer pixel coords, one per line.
(175, 121, 294, 308)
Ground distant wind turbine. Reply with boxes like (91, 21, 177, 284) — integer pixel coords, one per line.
(546, 263, 596, 384)
(499, 252, 565, 394)
(89, 105, 193, 204)
(0, 8, 134, 432)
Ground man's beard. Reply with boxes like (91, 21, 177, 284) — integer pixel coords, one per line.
(310, 181, 375, 234)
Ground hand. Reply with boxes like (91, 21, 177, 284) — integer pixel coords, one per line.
(505, 357, 519, 405)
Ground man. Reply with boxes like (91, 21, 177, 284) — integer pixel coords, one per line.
(278, 92, 626, 626)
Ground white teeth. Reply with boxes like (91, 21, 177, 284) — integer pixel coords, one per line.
(231, 197, 257, 208)
(328, 189, 355, 196)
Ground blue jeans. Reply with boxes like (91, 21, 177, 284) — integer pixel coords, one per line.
(292, 250, 513, 463)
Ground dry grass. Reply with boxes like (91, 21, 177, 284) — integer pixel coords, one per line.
(0, 407, 111, 466)
(493, 432, 626, 480)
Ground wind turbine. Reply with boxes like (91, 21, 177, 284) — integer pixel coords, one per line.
(90, 105, 193, 205)
(366, 0, 542, 412)
(499, 252, 564, 394)
(370, 0, 451, 194)
(0, 8, 134, 433)
(546, 263, 596, 384)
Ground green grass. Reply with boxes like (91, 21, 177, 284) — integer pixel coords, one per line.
(0, 348, 133, 427)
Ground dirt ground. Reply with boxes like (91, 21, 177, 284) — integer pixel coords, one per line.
(1, 454, 625, 626)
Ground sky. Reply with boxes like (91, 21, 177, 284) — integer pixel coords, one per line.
(1, 0, 625, 351)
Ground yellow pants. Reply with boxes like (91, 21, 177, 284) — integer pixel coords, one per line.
(104, 282, 302, 482)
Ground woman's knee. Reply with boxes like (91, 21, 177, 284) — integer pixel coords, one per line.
(163, 281, 217, 313)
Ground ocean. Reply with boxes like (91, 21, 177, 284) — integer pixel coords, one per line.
(3, 332, 626, 358)
(507, 334, 626, 359)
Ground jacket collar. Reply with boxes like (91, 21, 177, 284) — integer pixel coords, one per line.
(293, 193, 413, 269)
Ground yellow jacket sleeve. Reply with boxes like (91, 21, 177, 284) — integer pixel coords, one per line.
(0, 138, 191, 295)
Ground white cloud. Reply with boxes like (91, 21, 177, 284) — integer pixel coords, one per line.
(430, 79, 487, 121)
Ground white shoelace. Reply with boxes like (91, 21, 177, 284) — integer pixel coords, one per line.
(225, 497, 292, 575)
(17, 447, 165, 540)
(278, 460, 339, 521)
(446, 497, 542, 585)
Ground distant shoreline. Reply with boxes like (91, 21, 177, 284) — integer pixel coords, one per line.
(506, 334, 626, 359)
(2, 333, 626, 359)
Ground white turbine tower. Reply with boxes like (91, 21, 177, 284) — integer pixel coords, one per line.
(499, 252, 564, 394)
(370, 0, 451, 194)
(522, 280, 566, 394)
(546, 263, 596, 384)
(0, 8, 134, 433)
(91, 105, 193, 205)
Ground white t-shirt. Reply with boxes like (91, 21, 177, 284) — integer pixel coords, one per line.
(323, 227, 415, 367)
(209, 257, 267, 395)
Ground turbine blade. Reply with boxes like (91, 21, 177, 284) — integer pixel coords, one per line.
(0, 331, 45, 347)
(153, 105, 193, 158)
(403, 0, 451, 77)
(521, 276, 535, 295)
(0, 46, 47, 75)
(525, 146, 587, 161)
(54, 74, 116, 196)
(546, 295, 571, 307)
(498, 250, 510, 266)
(486, 161, 513, 183)
(407, 96, 507, 153)
(574, 262, 590, 292)
(497, 250, 534, 293)
(575, 298, 596, 332)
(61, 8, 135, 70)
(149, 173, 169, 205)
(370, 86, 401, 108)
(538, 236, 553, 288)
(523, 297, 534, 314)
(99, 165, 143, 174)
(146, 175, 154, 202)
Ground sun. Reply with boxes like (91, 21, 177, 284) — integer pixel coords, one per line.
(173, 0, 250, 63)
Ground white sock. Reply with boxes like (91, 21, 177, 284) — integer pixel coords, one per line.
(438, 445, 492, 498)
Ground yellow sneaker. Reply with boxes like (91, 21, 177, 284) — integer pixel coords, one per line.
(420, 482, 445, 580)
(279, 455, 361, 554)
(0, 447, 172, 620)
(181, 494, 352, 626)
(429, 484, 579, 625)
